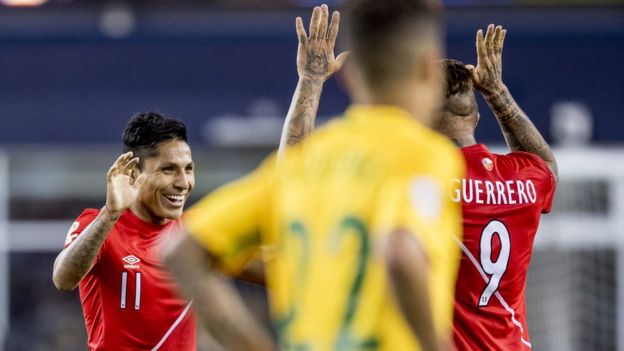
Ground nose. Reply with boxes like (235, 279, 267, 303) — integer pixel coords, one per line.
(173, 171, 190, 191)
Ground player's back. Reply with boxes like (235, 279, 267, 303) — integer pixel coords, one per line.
(268, 106, 464, 351)
(453, 144, 556, 351)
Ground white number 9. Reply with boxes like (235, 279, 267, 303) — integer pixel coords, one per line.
(479, 220, 510, 307)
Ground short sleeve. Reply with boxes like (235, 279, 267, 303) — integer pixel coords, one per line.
(183, 158, 275, 276)
(509, 152, 557, 213)
(373, 144, 465, 335)
(64, 209, 100, 249)
(374, 141, 464, 242)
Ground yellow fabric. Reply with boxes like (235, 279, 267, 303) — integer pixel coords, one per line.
(184, 105, 465, 350)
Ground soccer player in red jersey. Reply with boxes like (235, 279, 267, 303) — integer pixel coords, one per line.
(52, 113, 197, 351)
(437, 25, 558, 350)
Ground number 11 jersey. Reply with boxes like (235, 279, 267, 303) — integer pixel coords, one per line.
(453, 144, 556, 351)
(65, 209, 196, 351)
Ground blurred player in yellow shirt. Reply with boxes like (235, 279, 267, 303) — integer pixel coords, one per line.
(165, 1, 464, 350)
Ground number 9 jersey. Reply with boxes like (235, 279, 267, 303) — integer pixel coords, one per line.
(452, 144, 556, 351)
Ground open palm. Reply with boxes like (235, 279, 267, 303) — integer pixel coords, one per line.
(295, 5, 348, 82)
(106, 152, 146, 213)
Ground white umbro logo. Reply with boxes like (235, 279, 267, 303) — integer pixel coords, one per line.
(122, 255, 141, 269)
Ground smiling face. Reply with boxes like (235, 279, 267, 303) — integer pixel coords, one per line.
(131, 139, 195, 224)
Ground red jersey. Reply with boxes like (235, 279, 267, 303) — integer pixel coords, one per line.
(64, 209, 196, 351)
(452, 144, 556, 351)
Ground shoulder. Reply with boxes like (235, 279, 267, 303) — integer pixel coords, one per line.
(73, 208, 101, 225)
(401, 128, 464, 173)
(500, 151, 552, 174)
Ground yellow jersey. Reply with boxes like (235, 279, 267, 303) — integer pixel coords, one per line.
(184, 105, 465, 351)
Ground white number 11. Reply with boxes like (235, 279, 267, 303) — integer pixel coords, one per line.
(479, 220, 510, 307)
(120, 271, 141, 310)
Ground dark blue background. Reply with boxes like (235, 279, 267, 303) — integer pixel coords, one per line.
(0, 6, 622, 144)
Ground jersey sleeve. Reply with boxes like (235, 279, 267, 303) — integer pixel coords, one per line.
(62, 208, 105, 268)
(183, 157, 275, 276)
(509, 151, 556, 213)
(63, 209, 101, 249)
(374, 143, 465, 335)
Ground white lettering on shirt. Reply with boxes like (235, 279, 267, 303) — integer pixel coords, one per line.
(450, 178, 538, 206)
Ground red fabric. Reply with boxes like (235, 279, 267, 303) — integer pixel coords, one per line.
(65, 209, 196, 351)
(453, 144, 556, 351)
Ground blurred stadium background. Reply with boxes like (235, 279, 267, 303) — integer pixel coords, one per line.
(0, 0, 622, 350)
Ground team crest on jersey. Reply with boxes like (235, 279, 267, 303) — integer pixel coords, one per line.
(482, 158, 494, 171)
(122, 255, 141, 269)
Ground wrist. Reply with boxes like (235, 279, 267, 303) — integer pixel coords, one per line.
(299, 74, 326, 85)
(483, 84, 508, 101)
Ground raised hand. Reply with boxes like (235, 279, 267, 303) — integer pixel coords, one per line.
(295, 4, 348, 82)
(466, 24, 507, 96)
(106, 152, 146, 214)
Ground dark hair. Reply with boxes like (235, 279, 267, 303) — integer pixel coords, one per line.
(122, 112, 188, 169)
(441, 59, 473, 97)
(440, 59, 477, 117)
(344, 0, 442, 88)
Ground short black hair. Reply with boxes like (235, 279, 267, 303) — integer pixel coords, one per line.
(441, 59, 473, 97)
(122, 112, 188, 169)
(440, 59, 477, 116)
(344, 0, 442, 88)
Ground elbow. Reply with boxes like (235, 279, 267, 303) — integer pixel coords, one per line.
(384, 230, 427, 278)
(549, 161, 560, 183)
(52, 271, 78, 291)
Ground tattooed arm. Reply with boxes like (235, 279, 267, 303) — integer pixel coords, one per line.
(53, 152, 146, 290)
(467, 24, 558, 180)
(278, 4, 348, 154)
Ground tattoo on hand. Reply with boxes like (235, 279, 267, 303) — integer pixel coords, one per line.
(306, 52, 329, 77)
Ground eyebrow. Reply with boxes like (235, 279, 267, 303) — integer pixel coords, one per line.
(160, 161, 194, 168)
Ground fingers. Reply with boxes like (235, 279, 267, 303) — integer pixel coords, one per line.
(295, 17, 307, 44)
(484, 24, 495, 57)
(327, 10, 340, 47)
(465, 64, 480, 84)
(318, 4, 329, 41)
(114, 152, 133, 167)
(334, 51, 349, 72)
(476, 29, 486, 64)
(492, 25, 502, 51)
(125, 157, 140, 175)
(133, 173, 148, 189)
(309, 6, 321, 40)
(499, 29, 507, 56)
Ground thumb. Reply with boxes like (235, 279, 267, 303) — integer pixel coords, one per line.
(465, 64, 479, 83)
(133, 173, 147, 189)
(334, 51, 350, 72)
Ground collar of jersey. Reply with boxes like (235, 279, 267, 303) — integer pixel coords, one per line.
(461, 143, 489, 154)
(120, 209, 174, 233)
(345, 104, 421, 126)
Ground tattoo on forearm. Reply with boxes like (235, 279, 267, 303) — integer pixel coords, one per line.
(496, 119, 525, 152)
(281, 78, 324, 148)
(57, 211, 117, 285)
(485, 88, 558, 176)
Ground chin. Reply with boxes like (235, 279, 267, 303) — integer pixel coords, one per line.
(165, 209, 184, 220)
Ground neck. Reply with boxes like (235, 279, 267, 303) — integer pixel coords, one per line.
(352, 83, 437, 127)
(449, 134, 477, 148)
(129, 202, 170, 225)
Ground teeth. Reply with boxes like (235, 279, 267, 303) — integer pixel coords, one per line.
(164, 195, 185, 204)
